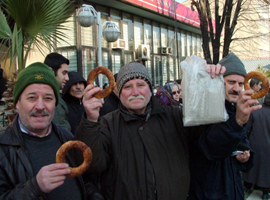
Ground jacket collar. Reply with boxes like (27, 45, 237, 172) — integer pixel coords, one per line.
(120, 96, 165, 122)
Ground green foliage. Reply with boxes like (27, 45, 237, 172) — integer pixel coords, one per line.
(0, 0, 74, 71)
(257, 66, 270, 79)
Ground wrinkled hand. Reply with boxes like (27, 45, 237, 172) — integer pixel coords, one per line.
(236, 150, 250, 163)
(205, 63, 226, 78)
(36, 163, 71, 193)
(236, 90, 262, 126)
(82, 84, 104, 122)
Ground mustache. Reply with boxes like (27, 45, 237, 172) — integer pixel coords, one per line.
(229, 90, 240, 96)
(75, 88, 83, 92)
(128, 94, 145, 101)
(29, 110, 50, 116)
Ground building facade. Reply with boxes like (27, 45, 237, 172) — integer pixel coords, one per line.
(55, 0, 203, 88)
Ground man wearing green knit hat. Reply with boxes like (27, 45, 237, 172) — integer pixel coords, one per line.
(0, 62, 92, 199)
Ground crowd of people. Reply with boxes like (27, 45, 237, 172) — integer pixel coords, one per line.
(0, 52, 269, 200)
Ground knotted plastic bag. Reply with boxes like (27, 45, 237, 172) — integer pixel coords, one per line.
(181, 55, 228, 126)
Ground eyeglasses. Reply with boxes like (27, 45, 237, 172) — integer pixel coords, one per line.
(172, 90, 180, 95)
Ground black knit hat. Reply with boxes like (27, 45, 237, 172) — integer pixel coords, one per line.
(117, 62, 152, 95)
(218, 52, 247, 77)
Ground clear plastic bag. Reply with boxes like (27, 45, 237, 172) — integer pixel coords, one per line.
(181, 55, 229, 126)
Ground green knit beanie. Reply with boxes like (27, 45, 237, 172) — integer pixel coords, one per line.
(13, 62, 59, 105)
(218, 52, 247, 77)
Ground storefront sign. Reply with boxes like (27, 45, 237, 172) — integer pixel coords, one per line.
(123, 0, 200, 27)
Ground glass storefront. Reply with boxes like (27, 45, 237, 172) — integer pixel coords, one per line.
(57, 5, 202, 88)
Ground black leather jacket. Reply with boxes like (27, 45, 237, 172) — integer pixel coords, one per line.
(0, 115, 91, 200)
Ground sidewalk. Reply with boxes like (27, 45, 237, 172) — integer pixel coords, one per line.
(247, 189, 264, 200)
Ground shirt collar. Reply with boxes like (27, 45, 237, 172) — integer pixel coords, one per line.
(18, 117, 52, 138)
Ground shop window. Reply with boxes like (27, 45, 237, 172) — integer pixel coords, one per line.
(187, 34, 191, 56)
(123, 13, 133, 51)
(57, 15, 76, 47)
(162, 56, 168, 85)
(81, 48, 95, 79)
(161, 25, 167, 48)
(81, 26, 94, 46)
(112, 51, 121, 75)
(145, 60, 152, 80)
(144, 19, 152, 47)
(181, 31, 187, 57)
(168, 28, 175, 55)
(169, 56, 175, 81)
(153, 23, 160, 54)
(154, 56, 162, 86)
(197, 36, 202, 56)
(134, 16, 143, 49)
(124, 52, 133, 65)
(58, 49, 77, 72)
(192, 34, 197, 55)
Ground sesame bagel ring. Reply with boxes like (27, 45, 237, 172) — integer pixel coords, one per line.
(87, 66, 116, 99)
(244, 71, 269, 99)
(56, 141, 92, 177)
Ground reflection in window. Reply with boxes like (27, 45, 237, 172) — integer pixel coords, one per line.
(81, 25, 94, 46)
(144, 20, 152, 47)
(154, 56, 161, 86)
(124, 52, 133, 66)
(145, 60, 152, 80)
(112, 51, 121, 75)
(100, 51, 109, 87)
(181, 31, 186, 57)
(168, 28, 175, 55)
(161, 25, 167, 47)
(169, 56, 174, 81)
(123, 13, 133, 51)
(192, 34, 197, 55)
(162, 56, 167, 85)
(57, 49, 77, 72)
(187, 34, 191, 56)
(134, 16, 143, 49)
(197, 37, 202, 56)
(100, 13, 109, 48)
(82, 48, 95, 79)
(153, 24, 160, 54)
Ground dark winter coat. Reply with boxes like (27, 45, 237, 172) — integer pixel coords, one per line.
(188, 100, 254, 200)
(75, 97, 245, 200)
(99, 91, 120, 117)
(242, 103, 270, 188)
(62, 71, 87, 134)
(63, 93, 85, 134)
(0, 115, 89, 199)
(53, 96, 71, 131)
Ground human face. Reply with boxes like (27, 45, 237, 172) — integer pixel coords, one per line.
(223, 74, 245, 103)
(55, 63, 69, 89)
(178, 84, 183, 99)
(120, 79, 152, 114)
(16, 84, 56, 137)
(69, 82, 85, 99)
(252, 83, 261, 92)
(172, 85, 180, 101)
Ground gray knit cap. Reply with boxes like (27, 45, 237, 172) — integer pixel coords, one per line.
(219, 52, 246, 77)
(117, 62, 152, 95)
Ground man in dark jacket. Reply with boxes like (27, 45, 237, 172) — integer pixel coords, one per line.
(75, 61, 260, 200)
(188, 52, 256, 200)
(0, 63, 91, 199)
(99, 73, 120, 117)
(62, 71, 87, 134)
(44, 52, 71, 131)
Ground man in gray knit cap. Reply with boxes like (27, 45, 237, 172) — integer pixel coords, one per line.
(75, 61, 261, 200)
(188, 52, 258, 200)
